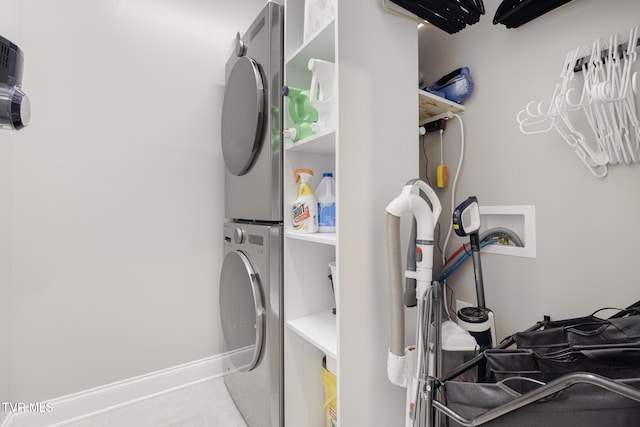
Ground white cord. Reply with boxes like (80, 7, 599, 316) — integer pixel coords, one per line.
(441, 113, 465, 266)
(442, 280, 451, 320)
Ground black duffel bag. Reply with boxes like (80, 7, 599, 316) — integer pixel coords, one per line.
(486, 346, 640, 384)
(514, 308, 640, 355)
(444, 376, 640, 427)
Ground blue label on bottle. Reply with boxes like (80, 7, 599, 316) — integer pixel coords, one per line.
(318, 202, 336, 227)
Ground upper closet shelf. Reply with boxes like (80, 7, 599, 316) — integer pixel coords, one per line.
(419, 89, 465, 125)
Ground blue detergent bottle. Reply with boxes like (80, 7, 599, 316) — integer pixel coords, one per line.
(316, 172, 336, 233)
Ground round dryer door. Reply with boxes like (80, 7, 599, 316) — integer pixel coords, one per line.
(221, 56, 265, 176)
(219, 250, 265, 372)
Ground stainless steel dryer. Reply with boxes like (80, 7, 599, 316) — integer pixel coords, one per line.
(219, 220, 282, 427)
(221, 2, 283, 222)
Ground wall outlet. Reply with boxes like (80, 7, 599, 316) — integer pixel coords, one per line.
(478, 205, 536, 258)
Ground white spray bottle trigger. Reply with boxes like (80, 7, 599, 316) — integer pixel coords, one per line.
(295, 171, 312, 184)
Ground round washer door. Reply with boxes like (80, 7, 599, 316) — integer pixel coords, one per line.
(221, 56, 265, 176)
(219, 250, 265, 372)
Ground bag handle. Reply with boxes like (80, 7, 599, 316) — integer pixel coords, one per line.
(562, 307, 639, 338)
(591, 307, 640, 319)
(496, 376, 546, 398)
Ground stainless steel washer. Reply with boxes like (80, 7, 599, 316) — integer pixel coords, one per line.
(221, 2, 283, 222)
(219, 220, 282, 427)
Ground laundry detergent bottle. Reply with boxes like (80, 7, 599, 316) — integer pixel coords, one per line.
(308, 58, 336, 134)
(316, 172, 336, 233)
(292, 169, 318, 233)
(282, 86, 318, 142)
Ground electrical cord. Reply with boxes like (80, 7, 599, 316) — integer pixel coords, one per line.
(421, 132, 445, 262)
(443, 279, 457, 321)
(441, 113, 465, 265)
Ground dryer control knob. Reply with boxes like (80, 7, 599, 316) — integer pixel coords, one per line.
(235, 32, 246, 57)
(233, 228, 246, 244)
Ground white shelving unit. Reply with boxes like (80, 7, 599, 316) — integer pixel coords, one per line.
(283, 2, 337, 426)
(286, 310, 337, 365)
(285, 231, 336, 245)
(283, 2, 421, 426)
(284, 129, 335, 154)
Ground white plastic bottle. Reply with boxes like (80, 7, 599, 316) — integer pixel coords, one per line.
(316, 172, 336, 233)
(308, 58, 336, 134)
(292, 168, 318, 233)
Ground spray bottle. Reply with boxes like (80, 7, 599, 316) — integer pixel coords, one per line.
(292, 169, 318, 233)
(308, 58, 336, 133)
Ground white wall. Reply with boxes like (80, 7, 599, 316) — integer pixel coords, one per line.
(338, 1, 418, 425)
(0, 1, 18, 419)
(1, 0, 265, 404)
(418, 0, 640, 338)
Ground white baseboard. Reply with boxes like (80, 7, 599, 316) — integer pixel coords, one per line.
(1, 351, 237, 427)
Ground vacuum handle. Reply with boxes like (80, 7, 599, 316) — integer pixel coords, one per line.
(453, 195, 480, 237)
(471, 249, 486, 309)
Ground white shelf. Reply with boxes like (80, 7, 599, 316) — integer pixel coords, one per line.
(286, 310, 337, 361)
(284, 130, 335, 155)
(418, 89, 465, 124)
(285, 231, 336, 245)
(286, 20, 335, 68)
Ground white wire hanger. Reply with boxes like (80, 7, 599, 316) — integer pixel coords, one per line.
(518, 26, 640, 178)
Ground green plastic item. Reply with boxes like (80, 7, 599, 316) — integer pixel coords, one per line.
(282, 85, 318, 142)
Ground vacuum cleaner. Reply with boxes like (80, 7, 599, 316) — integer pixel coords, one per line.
(0, 35, 30, 131)
(386, 178, 486, 427)
(386, 179, 442, 427)
(387, 186, 509, 426)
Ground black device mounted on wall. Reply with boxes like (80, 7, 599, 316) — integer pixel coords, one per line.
(0, 35, 30, 131)
(493, 0, 576, 28)
(388, 0, 576, 32)
(389, 0, 485, 34)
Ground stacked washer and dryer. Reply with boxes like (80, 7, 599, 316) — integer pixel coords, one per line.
(218, 3, 284, 427)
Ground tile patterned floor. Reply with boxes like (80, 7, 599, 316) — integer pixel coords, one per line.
(62, 378, 247, 427)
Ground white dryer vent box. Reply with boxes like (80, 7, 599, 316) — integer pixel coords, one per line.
(478, 205, 536, 259)
(304, 0, 335, 43)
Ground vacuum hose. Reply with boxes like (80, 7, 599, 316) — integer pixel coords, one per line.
(387, 213, 405, 357)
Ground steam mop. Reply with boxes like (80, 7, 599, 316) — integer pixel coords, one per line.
(452, 196, 496, 351)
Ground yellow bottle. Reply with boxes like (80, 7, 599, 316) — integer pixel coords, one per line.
(292, 169, 318, 233)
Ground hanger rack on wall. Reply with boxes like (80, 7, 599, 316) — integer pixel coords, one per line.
(493, 0, 575, 29)
(517, 26, 640, 178)
(573, 37, 640, 72)
(386, 0, 485, 34)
